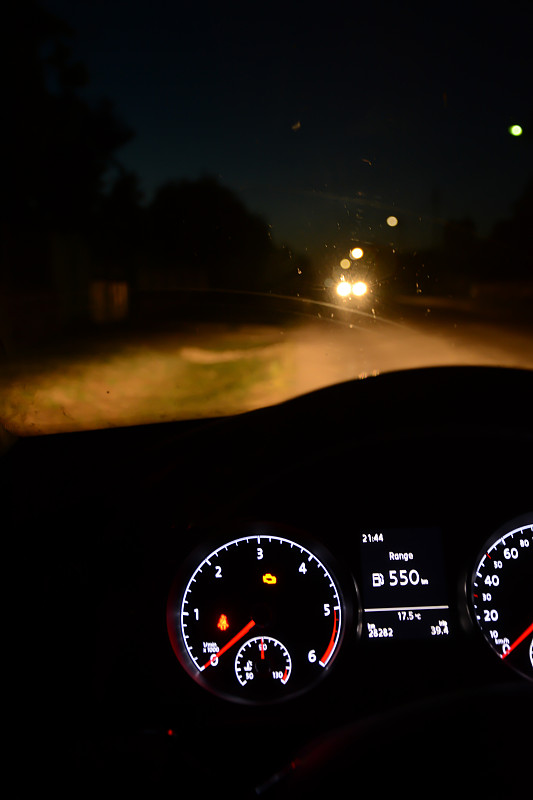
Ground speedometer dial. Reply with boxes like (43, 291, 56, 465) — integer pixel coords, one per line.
(167, 523, 355, 703)
(470, 513, 533, 680)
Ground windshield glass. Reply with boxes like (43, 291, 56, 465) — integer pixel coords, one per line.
(2, 1, 532, 435)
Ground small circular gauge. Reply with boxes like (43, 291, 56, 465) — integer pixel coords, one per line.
(235, 636, 292, 694)
(470, 513, 532, 680)
(167, 522, 355, 703)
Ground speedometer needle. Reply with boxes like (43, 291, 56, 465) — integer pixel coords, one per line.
(201, 619, 256, 670)
(500, 621, 533, 660)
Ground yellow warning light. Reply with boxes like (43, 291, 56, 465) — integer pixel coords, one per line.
(262, 573, 277, 585)
(217, 614, 230, 631)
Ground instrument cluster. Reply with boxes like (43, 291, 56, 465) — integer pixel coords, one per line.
(167, 514, 532, 703)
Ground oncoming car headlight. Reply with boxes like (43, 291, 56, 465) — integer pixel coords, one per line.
(335, 281, 368, 298)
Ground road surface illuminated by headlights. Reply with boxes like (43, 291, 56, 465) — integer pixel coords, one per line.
(1, 306, 532, 435)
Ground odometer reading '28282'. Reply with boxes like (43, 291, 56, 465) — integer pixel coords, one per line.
(167, 525, 351, 704)
(470, 514, 533, 681)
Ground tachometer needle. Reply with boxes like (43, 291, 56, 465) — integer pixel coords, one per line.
(201, 619, 256, 670)
(500, 621, 533, 660)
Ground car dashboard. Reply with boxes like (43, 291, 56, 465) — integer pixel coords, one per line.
(5, 366, 532, 797)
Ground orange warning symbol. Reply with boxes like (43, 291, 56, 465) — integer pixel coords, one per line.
(217, 614, 229, 631)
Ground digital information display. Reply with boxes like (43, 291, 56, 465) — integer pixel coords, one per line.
(359, 528, 451, 641)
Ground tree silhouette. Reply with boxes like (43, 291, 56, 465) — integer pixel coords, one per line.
(148, 176, 276, 290)
(91, 170, 146, 284)
(1, 2, 308, 320)
(487, 177, 533, 280)
(3, 2, 133, 252)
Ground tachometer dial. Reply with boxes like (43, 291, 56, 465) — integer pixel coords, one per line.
(470, 513, 532, 680)
(167, 523, 355, 703)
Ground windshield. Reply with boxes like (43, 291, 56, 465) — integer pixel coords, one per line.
(2, 1, 532, 435)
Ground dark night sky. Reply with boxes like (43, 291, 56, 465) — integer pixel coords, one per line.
(38, 0, 533, 258)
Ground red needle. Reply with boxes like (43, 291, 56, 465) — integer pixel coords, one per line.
(201, 619, 256, 669)
(260, 638, 265, 659)
(500, 620, 533, 660)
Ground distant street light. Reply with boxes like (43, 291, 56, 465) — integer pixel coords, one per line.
(509, 124, 523, 137)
